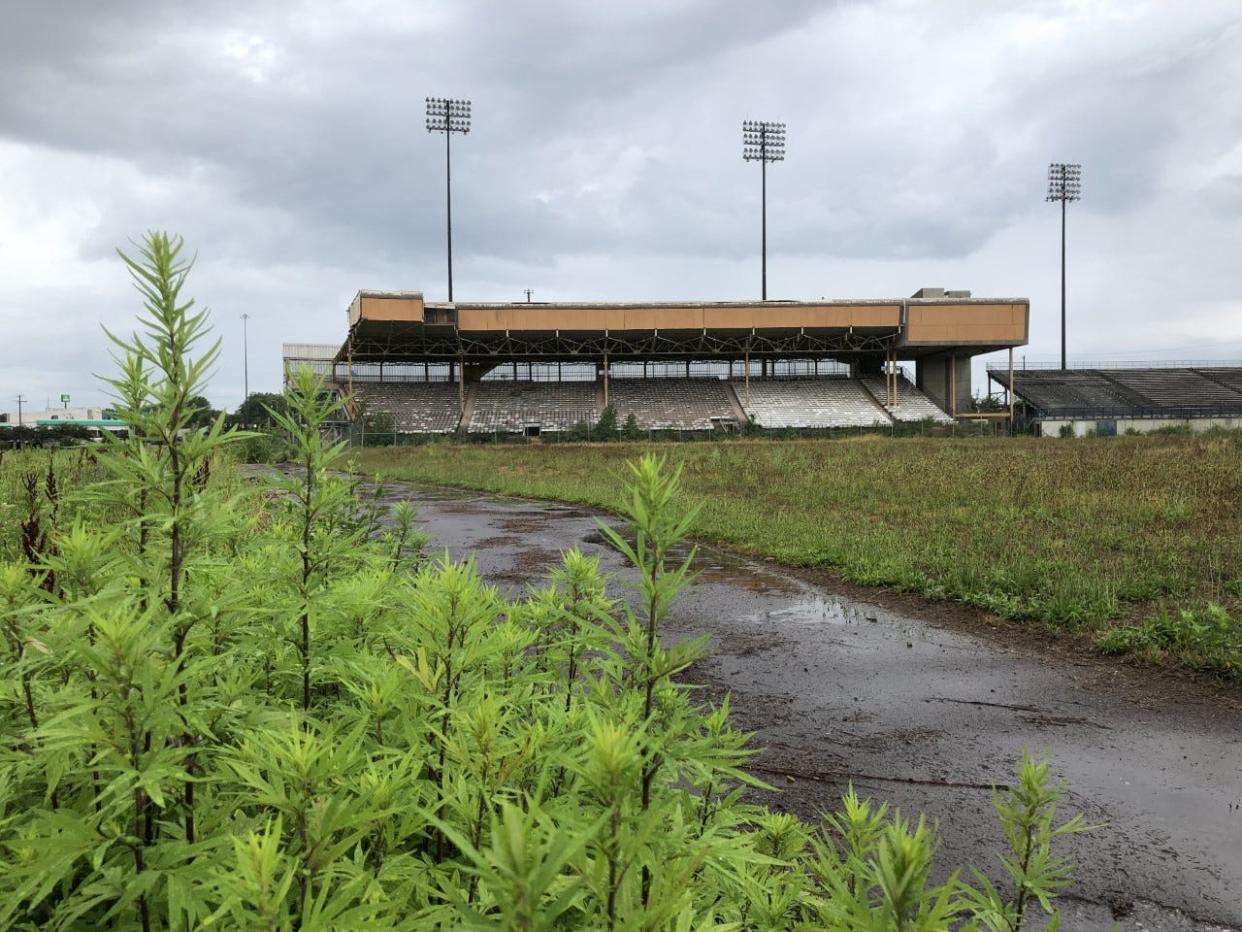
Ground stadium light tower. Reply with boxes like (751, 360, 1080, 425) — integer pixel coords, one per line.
(743, 119, 786, 301)
(426, 96, 472, 302)
(241, 312, 250, 400)
(1046, 162, 1082, 370)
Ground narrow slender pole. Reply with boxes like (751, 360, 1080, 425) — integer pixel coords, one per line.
(1060, 195, 1067, 370)
(242, 313, 250, 400)
(446, 127, 454, 303)
(15, 395, 25, 427)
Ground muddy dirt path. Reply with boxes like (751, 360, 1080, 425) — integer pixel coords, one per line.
(372, 479, 1240, 931)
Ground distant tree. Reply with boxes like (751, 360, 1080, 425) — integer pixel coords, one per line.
(621, 412, 642, 441)
(186, 394, 223, 428)
(230, 392, 287, 427)
(594, 404, 618, 440)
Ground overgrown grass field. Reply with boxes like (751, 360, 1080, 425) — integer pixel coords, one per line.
(359, 435, 1242, 676)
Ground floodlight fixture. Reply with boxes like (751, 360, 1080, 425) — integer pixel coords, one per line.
(1046, 162, 1083, 370)
(426, 96, 473, 301)
(742, 119, 786, 300)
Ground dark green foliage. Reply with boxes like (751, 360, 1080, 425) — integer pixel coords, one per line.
(230, 392, 289, 428)
(594, 404, 618, 439)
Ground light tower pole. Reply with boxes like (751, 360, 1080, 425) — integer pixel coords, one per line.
(743, 119, 786, 301)
(1046, 162, 1082, 370)
(241, 313, 250, 400)
(426, 97, 472, 302)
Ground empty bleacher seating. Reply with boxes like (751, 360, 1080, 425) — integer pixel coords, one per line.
(860, 376, 954, 423)
(468, 381, 599, 433)
(1004, 368, 1242, 416)
(1195, 368, 1242, 395)
(350, 381, 461, 432)
(1099, 369, 1242, 410)
(609, 379, 738, 431)
(1003, 370, 1140, 415)
(732, 378, 891, 429)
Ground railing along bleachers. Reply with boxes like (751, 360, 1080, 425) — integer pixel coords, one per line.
(350, 381, 461, 433)
(732, 378, 891, 429)
(609, 379, 738, 431)
(468, 381, 599, 433)
(860, 376, 954, 423)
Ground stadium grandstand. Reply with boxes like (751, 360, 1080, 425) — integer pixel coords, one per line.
(284, 286, 1036, 437)
(989, 362, 1242, 436)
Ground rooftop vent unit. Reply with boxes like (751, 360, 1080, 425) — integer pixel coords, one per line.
(910, 287, 972, 299)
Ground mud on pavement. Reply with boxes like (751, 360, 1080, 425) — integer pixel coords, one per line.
(367, 478, 1241, 932)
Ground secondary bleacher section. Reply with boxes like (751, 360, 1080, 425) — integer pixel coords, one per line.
(733, 378, 891, 429)
(1001, 368, 1242, 417)
(469, 382, 599, 434)
(350, 381, 461, 432)
(860, 376, 954, 423)
(609, 379, 738, 431)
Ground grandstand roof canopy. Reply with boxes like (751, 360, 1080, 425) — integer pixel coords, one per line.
(990, 366, 1242, 418)
(339, 290, 1029, 363)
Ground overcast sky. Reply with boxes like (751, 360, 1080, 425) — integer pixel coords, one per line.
(3, 0, 1241, 412)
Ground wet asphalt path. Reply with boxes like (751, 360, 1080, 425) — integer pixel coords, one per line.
(374, 480, 1240, 931)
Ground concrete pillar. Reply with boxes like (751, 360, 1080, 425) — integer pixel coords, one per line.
(915, 351, 971, 415)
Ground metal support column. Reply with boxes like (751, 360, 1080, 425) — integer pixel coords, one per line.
(458, 354, 465, 419)
(1008, 347, 1015, 425)
(744, 349, 751, 407)
(602, 353, 610, 409)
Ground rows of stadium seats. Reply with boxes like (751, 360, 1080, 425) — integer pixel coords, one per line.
(609, 379, 738, 431)
(859, 376, 954, 423)
(1099, 369, 1242, 409)
(1007, 368, 1242, 415)
(732, 378, 891, 429)
(468, 381, 599, 433)
(350, 381, 461, 432)
(1004, 370, 1140, 415)
(1196, 368, 1242, 394)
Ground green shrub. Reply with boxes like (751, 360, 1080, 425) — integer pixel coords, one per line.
(1097, 604, 1240, 674)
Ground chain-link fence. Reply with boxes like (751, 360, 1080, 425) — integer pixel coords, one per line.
(343, 417, 1014, 448)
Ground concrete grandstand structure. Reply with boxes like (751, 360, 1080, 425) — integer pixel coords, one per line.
(285, 286, 1036, 436)
(990, 364, 1242, 436)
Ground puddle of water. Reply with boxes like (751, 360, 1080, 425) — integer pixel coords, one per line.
(744, 595, 904, 629)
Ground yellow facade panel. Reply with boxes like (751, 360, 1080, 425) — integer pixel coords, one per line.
(360, 295, 424, 323)
(905, 303, 1027, 344)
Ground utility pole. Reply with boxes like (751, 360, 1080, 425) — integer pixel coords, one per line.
(524, 288, 533, 303)
(241, 313, 250, 400)
(1046, 163, 1082, 370)
(426, 97, 472, 302)
(743, 119, 786, 301)
(15, 394, 26, 427)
